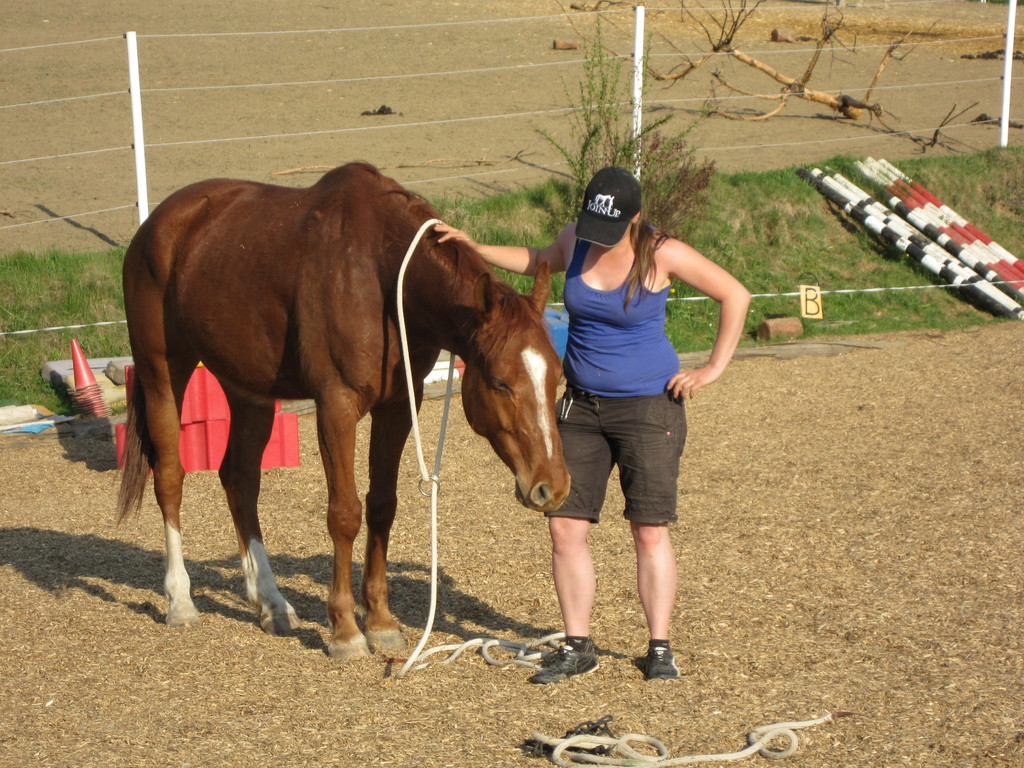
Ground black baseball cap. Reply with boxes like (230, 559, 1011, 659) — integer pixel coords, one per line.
(575, 166, 642, 246)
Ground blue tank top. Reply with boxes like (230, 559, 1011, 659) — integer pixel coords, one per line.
(562, 239, 679, 396)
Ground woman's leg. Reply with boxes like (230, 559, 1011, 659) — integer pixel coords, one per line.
(630, 521, 677, 640)
(549, 515, 596, 637)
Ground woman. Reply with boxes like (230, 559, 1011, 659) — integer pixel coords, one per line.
(436, 166, 751, 683)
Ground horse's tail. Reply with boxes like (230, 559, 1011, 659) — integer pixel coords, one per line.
(116, 380, 154, 522)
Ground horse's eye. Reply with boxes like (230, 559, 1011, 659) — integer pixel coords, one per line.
(490, 377, 511, 393)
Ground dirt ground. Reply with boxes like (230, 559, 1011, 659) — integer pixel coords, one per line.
(1, 0, 1022, 253)
(0, 322, 1021, 767)
(1, 3, 1023, 767)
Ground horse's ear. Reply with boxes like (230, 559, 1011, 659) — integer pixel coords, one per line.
(529, 261, 551, 313)
(474, 273, 501, 324)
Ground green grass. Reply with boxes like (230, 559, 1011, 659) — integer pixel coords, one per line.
(0, 249, 130, 413)
(3, 148, 1022, 414)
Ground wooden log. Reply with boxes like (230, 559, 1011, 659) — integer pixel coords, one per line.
(757, 316, 804, 341)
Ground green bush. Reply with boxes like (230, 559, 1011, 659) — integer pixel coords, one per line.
(539, 18, 715, 238)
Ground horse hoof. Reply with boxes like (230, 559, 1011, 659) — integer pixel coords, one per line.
(365, 629, 405, 653)
(166, 610, 201, 628)
(260, 609, 300, 635)
(327, 636, 371, 661)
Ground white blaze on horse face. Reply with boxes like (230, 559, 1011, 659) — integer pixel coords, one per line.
(521, 346, 553, 459)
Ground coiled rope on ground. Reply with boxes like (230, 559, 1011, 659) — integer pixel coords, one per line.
(398, 631, 566, 672)
(529, 712, 853, 767)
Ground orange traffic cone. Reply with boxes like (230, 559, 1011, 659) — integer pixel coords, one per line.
(69, 339, 111, 417)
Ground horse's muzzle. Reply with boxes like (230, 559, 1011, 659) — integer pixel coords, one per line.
(515, 478, 569, 512)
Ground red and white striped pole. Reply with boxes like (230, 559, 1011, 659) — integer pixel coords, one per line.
(868, 158, 1024, 285)
(797, 167, 1023, 320)
(857, 159, 1024, 302)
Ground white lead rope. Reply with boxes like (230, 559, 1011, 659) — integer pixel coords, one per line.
(396, 217, 445, 486)
(391, 218, 556, 679)
(531, 712, 851, 767)
(393, 217, 456, 679)
(399, 631, 566, 673)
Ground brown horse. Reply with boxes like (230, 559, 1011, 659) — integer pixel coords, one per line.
(117, 162, 570, 659)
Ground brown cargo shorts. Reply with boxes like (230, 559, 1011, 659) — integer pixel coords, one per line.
(552, 387, 687, 524)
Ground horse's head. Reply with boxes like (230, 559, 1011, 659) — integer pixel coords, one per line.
(458, 262, 571, 512)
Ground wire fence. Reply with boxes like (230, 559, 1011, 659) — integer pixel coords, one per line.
(2, 1, 1020, 252)
(0, 0, 1021, 338)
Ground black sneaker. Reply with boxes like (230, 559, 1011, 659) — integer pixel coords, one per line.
(641, 646, 680, 680)
(528, 643, 599, 684)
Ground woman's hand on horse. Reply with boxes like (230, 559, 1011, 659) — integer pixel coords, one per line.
(434, 222, 479, 250)
(435, 223, 539, 276)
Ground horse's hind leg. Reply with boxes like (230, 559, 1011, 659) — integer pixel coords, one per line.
(220, 395, 299, 635)
(361, 400, 413, 653)
(135, 354, 202, 627)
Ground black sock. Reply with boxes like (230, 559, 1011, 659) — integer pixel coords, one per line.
(565, 635, 593, 652)
(649, 639, 670, 653)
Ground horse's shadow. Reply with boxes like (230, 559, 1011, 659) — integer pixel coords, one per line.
(56, 426, 121, 472)
(0, 526, 554, 655)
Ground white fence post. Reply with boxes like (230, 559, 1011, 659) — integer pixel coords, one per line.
(125, 31, 150, 224)
(632, 5, 646, 177)
(1000, 0, 1018, 148)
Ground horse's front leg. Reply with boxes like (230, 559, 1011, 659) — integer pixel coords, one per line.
(317, 394, 370, 660)
(220, 396, 299, 635)
(361, 400, 413, 653)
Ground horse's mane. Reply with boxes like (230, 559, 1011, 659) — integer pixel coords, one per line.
(323, 162, 542, 353)
(412, 214, 542, 356)
(468, 268, 541, 357)
(415, 224, 539, 356)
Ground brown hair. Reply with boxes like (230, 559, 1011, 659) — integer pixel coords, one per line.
(623, 216, 669, 308)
